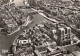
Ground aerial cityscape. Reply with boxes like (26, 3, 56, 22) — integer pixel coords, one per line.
(0, 0, 80, 56)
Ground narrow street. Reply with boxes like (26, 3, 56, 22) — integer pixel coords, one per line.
(0, 0, 80, 56)
(0, 8, 52, 55)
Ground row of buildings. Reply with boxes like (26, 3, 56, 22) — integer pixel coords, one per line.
(3, 0, 80, 56)
(7, 21, 80, 56)
(36, 0, 80, 35)
(0, 3, 32, 35)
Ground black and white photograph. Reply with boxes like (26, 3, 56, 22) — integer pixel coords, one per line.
(0, 0, 80, 56)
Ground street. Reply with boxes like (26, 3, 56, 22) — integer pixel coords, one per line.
(0, 8, 51, 55)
